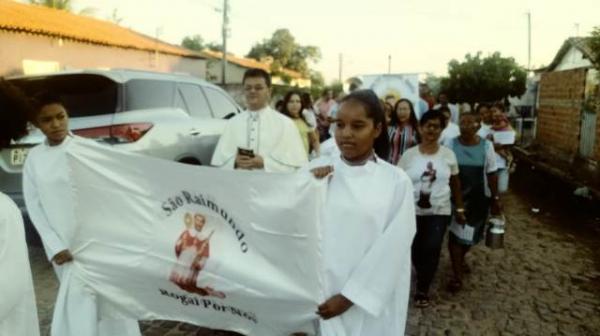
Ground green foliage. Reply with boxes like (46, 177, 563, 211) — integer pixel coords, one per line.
(329, 81, 344, 97)
(181, 35, 223, 53)
(29, 0, 72, 10)
(422, 73, 442, 97)
(246, 29, 321, 77)
(181, 35, 204, 51)
(590, 26, 600, 69)
(29, 0, 95, 15)
(440, 52, 527, 105)
(205, 42, 223, 53)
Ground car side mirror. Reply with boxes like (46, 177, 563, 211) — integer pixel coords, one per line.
(223, 112, 236, 120)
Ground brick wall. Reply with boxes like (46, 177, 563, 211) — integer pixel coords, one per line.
(536, 69, 587, 162)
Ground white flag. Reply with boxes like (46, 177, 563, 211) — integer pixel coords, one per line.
(65, 141, 325, 335)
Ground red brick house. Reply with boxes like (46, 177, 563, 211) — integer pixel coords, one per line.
(535, 37, 599, 167)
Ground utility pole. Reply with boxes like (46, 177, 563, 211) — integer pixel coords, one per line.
(388, 55, 392, 74)
(221, 0, 230, 85)
(154, 27, 163, 68)
(526, 11, 531, 71)
(574, 23, 580, 36)
(338, 53, 343, 83)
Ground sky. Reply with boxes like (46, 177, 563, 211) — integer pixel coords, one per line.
(65, 0, 599, 83)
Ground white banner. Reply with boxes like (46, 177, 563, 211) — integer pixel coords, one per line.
(358, 74, 421, 115)
(65, 141, 325, 335)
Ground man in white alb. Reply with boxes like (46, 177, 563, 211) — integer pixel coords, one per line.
(211, 68, 307, 172)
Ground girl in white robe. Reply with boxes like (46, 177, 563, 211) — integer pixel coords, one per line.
(23, 93, 141, 336)
(0, 79, 40, 336)
(308, 90, 416, 336)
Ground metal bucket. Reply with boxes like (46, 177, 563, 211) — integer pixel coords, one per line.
(486, 217, 505, 249)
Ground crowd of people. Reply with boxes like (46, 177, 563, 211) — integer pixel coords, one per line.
(275, 78, 516, 309)
(0, 67, 516, 336)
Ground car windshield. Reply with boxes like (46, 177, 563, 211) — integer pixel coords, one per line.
(10, 74, 119, 117)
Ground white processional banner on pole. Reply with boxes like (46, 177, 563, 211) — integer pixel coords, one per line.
(358, 74, 421, 115)
(65, 141, 325, 335)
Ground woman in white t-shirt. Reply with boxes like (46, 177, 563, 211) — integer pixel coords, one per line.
(399, 110, 466, 308)
(490, 105, 516, 193)
(438, 106, 461, 148)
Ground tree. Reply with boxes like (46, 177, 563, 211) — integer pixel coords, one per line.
(440, 52, 527, 106)
(586, 27, 600, 112)
(308, 70, 325, 98)
(29, 0, 96, 15)
(590, 26, 600, 69)
(181, 35, 223, 53)
(181, 35, 205, 52)
(246, 29, 321, 77)
(204, 42, 223, 53)
(29, 0, 72, 10)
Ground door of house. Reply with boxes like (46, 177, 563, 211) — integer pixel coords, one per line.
(579, 110, 596, 157)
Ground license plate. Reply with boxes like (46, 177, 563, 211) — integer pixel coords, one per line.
(10, 148, 29, 166)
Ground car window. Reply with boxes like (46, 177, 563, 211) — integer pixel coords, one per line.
(203, 87, 238, 119)
(125, 80, 175, 110)
(11, 74, 118, 117)
(178, 84, 212, 118)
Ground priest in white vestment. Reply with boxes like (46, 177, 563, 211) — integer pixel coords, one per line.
(211, 68, 308, 172)
(23, 94, 141, 336)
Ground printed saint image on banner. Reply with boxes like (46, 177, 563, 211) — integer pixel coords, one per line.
(169, 212, 225, 299)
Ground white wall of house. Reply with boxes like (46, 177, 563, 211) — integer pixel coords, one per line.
(555, 46, 593, 71)
(206, 60, 247, 84)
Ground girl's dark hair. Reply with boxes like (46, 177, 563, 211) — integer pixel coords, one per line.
(475, 102, 490, 114)
(300, 92, 313, 108)
(340, 89, 389, 159)
(419, 109, 448, 128)
(32, 91, 64, 116)
(0, 79, 33, 146)
(281, 90, 307, 123)
(391, 98, 421, 142)
(275, 99, 284, 112)
(491, 102, 504, 111)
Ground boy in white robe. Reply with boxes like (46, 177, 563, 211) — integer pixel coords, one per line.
(211, 68, 307, 172)
(23, 92, 141, 336)
(308, 90, 416, 336)
(0, 79, 40, 336)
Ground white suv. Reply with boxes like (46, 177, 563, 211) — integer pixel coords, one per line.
(0, 69, 240, 215)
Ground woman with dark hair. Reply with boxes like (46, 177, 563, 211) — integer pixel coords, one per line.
(447, 112, 501, 293)
(381, 100, 393, 126)
(308, 89, 415, 335)
(387, 98, 419, 165)
(489, 104, 515, 193)
(281, 91, 319, 157)
(300, 92, 318, 130)
(475, 103, 493, 139)
(0, 79, 40, 336)
(398, 110, 465, 307)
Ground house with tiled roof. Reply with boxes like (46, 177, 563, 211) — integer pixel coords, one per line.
(0, 0, 207, 77)
(202, 49, 311, 88)
(527, 37, 600, 175)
